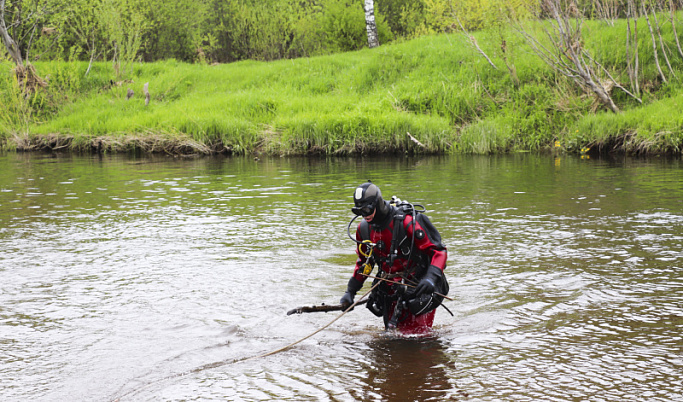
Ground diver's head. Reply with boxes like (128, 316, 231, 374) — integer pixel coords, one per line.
(352, 181, 389, 223)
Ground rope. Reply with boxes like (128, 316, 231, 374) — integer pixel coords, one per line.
(110, 282, 380, 401)
(242, 281, 380, 362)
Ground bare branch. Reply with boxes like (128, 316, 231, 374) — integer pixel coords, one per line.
(625, 0, 640, 97)
(85, 38, 97, 77)
(25, 23, 37, 62)
(595, 0, 619, 26)
(642, 2, 668, 83)
(668, 0, 683, 60)
(451, 8, 498, 70)
(582, 49, 643, 103)
(406, 132, 426, 148)
(651, 3, 676, 79)
(0, 0, 24, 66)
(515, 0, 620, 113)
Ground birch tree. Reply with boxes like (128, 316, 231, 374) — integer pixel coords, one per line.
(363, 0, 379, 48)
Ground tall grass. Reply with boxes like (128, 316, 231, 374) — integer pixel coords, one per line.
(2, 14, 683, 155)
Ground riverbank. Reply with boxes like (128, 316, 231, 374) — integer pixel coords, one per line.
(2, 20, 683, 156)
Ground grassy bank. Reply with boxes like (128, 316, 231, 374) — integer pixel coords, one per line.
(2, 19, 683, 156)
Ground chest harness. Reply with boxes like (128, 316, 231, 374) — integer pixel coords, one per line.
(348, 198, 436, 327)
(348, 197, 426, 277)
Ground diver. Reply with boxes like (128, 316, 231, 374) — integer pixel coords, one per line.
(340, 181, 449, 334)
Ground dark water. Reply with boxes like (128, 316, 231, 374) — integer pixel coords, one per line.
(0, 153, 681, 401)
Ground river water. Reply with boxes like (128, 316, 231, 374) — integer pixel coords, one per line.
(0, 152, 681, 401)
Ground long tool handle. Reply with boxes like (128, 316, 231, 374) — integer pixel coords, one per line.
(287, 299, 369, 315)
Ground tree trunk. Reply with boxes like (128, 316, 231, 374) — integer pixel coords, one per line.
(581, 72, 620, 113)
(0, 0, 24, 66)
(626, 5, 638, 97)
(631, 0, 640, 96)
(651, 4, 676, 79)
(669, 0, 683, 59)
(642, 3, 668, 84)
(363, 0, 379, 48)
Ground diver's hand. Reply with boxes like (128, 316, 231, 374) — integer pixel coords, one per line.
(415, 277, 435, 296)
(415, 265, 442, 296)
(340, 291, 355, 309)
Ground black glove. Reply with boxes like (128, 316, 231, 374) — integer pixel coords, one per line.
(415, 265, 442, 296)
(340, 291, 354, 308)
(340, 277, 363, 308)
(366, 293, 383, 317)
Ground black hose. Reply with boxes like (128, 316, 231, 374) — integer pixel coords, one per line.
(347, 214, 363, 244)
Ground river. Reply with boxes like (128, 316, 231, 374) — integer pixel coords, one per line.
(0, 152, 681, 401)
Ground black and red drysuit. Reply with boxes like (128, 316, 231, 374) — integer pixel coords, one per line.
(348, 202, 448, 334)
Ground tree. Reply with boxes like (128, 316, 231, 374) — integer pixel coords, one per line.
(517, 0, 642, 113)
(1, 0, 48, 91)
(1, 0, 25, 66)
(363, 0, 379, 48)
(99, 0, 145, 78)
(58, 0, 103, 76)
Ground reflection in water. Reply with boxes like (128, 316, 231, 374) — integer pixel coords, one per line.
(356, 335, 463, 402)
(0, 153, 681, 401)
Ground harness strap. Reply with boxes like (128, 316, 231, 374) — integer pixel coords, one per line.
(359, 219, 370, 242)
(388, 212, 404, 266)
(357, 205, 425, 278)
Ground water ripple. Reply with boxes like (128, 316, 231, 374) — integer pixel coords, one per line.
(1, 154, 681, 401)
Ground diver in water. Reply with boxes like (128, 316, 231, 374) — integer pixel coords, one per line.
(340, 181, 449, 334)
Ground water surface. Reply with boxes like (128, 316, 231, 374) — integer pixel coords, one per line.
(0, 153, 681, 401)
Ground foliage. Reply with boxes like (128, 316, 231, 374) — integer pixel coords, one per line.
(4, 0, 541, 65)
(46, 0, 103, 65)
(322, 0, 393, 52)
(0, 60, 31, 136)
(2, 1, 683, 155)
(567, 93, 683, 153)
(1, 0, 53, 63)
(374, 0, 538, 37)
(98, 0, 146, 77)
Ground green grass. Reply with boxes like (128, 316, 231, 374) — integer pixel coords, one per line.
(568, 94, 683, 153)
(2, 15, 683, 155)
